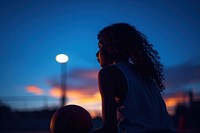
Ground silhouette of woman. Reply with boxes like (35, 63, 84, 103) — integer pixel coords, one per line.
(93, 23, 176, 133)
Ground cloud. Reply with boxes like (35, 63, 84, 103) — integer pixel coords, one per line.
(49, 87, 101, 117)
(163, 57, 200, 114)
(68, 69, 99, 88)
(31, 63, 200, 116)
(164, 57, 200, 92)
(26, 85, 44, 95)
(69, 69, 98, 80)
(162, 92, 188, 115)
(47, 68, 99, 93)
(48, 69, 101, 115)
(49, 87, 101, 105)
(163, 90, 200, 115)
(49, 86, 99, 99)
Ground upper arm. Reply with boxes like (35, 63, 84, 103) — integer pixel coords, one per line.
(98, 68, 118, 133)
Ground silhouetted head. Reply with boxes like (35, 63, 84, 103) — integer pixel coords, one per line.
(96, 23, 132, 67)
(96, 23, 165, 91)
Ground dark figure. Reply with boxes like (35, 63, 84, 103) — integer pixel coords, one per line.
(50, 105, 93, 133)
(94, 23, 176, 133)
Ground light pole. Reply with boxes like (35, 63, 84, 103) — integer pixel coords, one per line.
(55, 54, 69, 107)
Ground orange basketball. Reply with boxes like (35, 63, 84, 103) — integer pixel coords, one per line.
(50, 105, 93, 133)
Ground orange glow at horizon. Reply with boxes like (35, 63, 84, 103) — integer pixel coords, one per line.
(49, 87, 193, 117)
(49, 87, 102, 118)
(26, 86, 44, 95)
(165, 97, 188, 107)
(26, 85, 200, 118)
(82, 71, 98, 79)
(163, 93, 190, 115)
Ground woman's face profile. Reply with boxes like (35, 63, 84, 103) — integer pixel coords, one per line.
(96, 42, 111, 68)
(96, 49, 105, 67)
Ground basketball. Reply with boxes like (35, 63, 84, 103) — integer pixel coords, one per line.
(50, 104, 93, 133)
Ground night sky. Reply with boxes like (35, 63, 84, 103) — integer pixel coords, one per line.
(0, 0, 200, 115)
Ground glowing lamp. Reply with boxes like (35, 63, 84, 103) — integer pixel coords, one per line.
(56, 54, 69, 63)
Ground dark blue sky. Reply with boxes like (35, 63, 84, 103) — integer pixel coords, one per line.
(0, 0, 200, 110)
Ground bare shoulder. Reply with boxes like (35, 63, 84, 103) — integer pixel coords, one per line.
(98, 65, 127, 92)
(98, 65, 121, 78)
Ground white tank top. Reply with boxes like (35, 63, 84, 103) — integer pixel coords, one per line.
(113, 62, 174, 133)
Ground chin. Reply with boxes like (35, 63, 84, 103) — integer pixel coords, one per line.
(99, 61, 111, 68)
(100, 63, 109, 68)
(100, 64, 104, 68)
(99, 63, 105, 68)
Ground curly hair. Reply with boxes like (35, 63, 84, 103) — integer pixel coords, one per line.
(98, 23, 165, 91)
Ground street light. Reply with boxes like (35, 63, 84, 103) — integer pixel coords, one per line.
(55, 54, 69, 107)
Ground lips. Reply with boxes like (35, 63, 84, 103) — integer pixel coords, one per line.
(96, 51, 100, 63)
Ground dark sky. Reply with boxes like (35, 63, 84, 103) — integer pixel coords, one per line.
(0, 0, 200, 110)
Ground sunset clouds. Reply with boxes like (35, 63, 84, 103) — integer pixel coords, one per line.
(48, 87, 101, 116)
(24, 58, 200, 116)
(23, 69, 101, 116)
(164, 57, 200, 92)
(26, 86, 44, 95)
(47, 68, 100, 114)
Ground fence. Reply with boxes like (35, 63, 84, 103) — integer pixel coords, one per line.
(0, 96, 60, 111)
